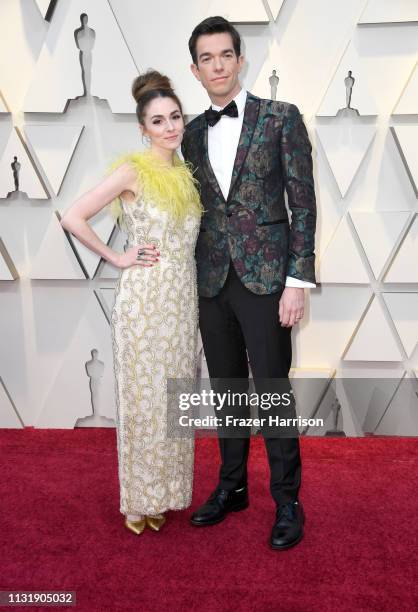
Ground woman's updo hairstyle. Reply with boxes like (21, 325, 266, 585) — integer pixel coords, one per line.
(132, 70, 183, 124)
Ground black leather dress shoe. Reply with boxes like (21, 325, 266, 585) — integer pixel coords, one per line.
(190, 486, 249, 526)
(270, 501, 305, 550)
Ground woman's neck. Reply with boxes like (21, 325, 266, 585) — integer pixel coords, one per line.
(149, 146, 175, 167)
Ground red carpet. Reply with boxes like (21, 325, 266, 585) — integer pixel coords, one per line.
(0, 429, 417, 612)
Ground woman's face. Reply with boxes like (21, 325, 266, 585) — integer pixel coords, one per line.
(141, 96, 184, 151)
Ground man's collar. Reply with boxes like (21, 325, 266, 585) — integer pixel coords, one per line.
(211, 87, 247, 114)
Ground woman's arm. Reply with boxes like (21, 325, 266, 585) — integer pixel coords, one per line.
(60, 163, 158, 269)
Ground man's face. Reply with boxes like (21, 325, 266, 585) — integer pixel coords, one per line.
(191, 32, 244, 99)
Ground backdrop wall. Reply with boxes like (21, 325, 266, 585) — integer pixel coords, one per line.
(0, 0, 417, 434)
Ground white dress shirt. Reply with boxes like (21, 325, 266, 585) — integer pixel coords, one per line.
(207, 88, 315, 289)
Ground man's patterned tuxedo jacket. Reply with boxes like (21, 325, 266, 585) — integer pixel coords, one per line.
(181, 92, 317, 297)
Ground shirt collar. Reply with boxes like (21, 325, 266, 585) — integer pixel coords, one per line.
(211, 87, 247, 115)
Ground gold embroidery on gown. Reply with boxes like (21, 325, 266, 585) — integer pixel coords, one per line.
(109, 152, 202, 516)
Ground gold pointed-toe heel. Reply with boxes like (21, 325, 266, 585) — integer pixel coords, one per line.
(124, 517, 146, 535)
(145, 514, 166, 531)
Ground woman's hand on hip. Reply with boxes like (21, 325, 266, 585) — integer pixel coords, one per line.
(116, 244, 159, 269)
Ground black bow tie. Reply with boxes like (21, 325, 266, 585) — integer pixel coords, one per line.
(205, 100, 239, 127)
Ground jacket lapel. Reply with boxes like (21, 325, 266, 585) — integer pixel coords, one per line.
(227, 93, 260, 201)
(199, 120, 226, 203)
(194, 92, 261, 204)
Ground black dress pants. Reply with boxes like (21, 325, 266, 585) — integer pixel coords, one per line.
(198, 261, 301, 506)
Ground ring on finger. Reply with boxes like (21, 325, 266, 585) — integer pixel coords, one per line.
(136, 248, 146, 260)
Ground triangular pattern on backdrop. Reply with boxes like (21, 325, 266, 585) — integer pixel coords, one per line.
(296, 374, 364, 436)
(265, 0, 286, 21)
(0, 377, 23, 428)
(34, 0, 56, 20)
(316, 123, 376, 197)
(362, 374, 405, 433)
(349, 211, 410, 279)
(359, 0, 418, 24)
(333, 369, 405, 434)
(374, 375, 418, 435)
(384, 215, 418, 283)
(383, 293, 418, 357)
(393, 62, 418, 115)
(390, 126, 418, 198)
(318, 215, 369, 283)
(317, 41, 378, 116)
(24, 125, 84, 196)
(205, 0, 268, 22)
(24, 0, 139, 113)
(30, 211, 87, 279)
(0, 91, 10, 113)
(36, 294, 117, 427)
(288, 368, 335, 426)
(94, 288, 115, 325)
(0, 237, 19, 280)
(0, 128, 48, 199)
(343, 297, 403, 361)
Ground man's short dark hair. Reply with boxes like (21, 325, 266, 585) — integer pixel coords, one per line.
(188, 16, 241, 65)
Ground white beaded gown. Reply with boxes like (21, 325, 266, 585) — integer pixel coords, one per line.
(109, 152, 202, 517)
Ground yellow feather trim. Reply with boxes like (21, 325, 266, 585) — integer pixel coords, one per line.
(106, 150, 204, 225)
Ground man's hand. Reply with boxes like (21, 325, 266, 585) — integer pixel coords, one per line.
(279, 287, 305, 327)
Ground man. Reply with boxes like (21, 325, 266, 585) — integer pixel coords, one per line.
(181, 16, 316, 550)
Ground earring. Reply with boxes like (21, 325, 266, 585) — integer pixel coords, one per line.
(142, 134, 151, 147)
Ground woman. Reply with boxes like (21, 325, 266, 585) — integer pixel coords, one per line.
(61, 70, 203, 535)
